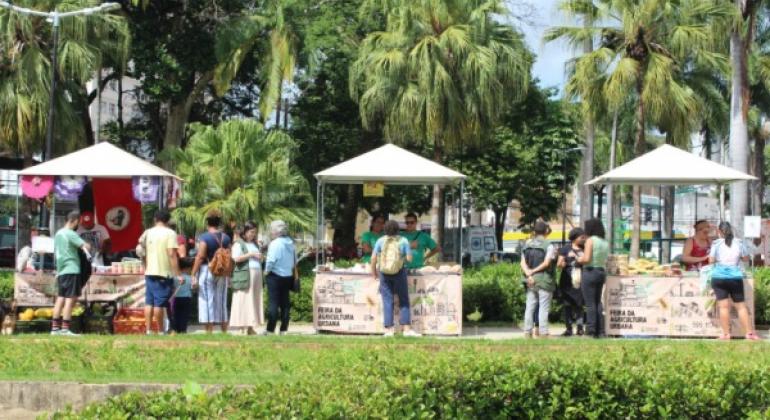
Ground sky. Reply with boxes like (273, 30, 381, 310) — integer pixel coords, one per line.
(517, 0, 573, 92)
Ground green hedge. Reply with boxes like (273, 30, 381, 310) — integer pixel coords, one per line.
(51, 341, 770, 419)
(0, 270, 12, 300)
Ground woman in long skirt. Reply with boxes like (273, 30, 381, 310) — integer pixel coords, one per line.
(230, 222, 264, 334)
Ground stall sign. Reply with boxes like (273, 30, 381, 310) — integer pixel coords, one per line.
(363, 182, 384, 197)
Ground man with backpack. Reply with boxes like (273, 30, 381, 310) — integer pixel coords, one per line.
(521, 221, 556, 338)
(191, 210, 232, 334)
(138, 210, 183, 335)
(371, 220, 420, 337)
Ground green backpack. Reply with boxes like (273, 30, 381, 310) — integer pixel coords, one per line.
(230, 241, 251, 290)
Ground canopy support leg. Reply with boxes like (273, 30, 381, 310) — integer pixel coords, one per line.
(316, 182, 322, 267)
(459, 181, 464, 265)
(14, 175, 19, 271)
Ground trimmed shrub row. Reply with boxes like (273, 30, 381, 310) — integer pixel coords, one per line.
(52, 342, 770, 419)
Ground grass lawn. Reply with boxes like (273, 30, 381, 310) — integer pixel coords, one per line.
(1, 334, 768, 385)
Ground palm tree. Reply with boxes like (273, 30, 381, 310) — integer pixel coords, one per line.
(546, 0, 603, 226)
(212, 0, 296, 124)
(727, 0, 762, 237)
(0, 0, 130, 156)
(166, 119, 314, 233)
(548, 0, 731, 258)
(350, 0, 533, 248)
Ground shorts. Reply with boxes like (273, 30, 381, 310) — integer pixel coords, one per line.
(712, 278, 745, 303)
(145, 275, 173, 308)
(56, 274, 81, 298)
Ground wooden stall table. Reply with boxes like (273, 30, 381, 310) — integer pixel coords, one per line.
(603, 274, 754, 338)
(14, 271, 146, 308)
(313, 268, 462, 335)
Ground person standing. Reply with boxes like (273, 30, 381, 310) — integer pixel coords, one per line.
(230, 222, 264, 334)
(76, 211, 111, 266)
(401, 212, 440, 269)
(682, 220, 712, 271)
(264, 220, 296, 335)
(577, 218, 609, 338)
(192, 210, 232, 334)
(139, 210, 183, 335)
(51, 211, 91, 336)
(371, 220, 421, 337)
(708, 222, 760, 340)
(556, 228, 587, 336)
(360, 214, 385, 264)
(521, 221, 556, 338)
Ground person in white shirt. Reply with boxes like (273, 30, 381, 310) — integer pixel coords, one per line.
(76, 211, 111, 266)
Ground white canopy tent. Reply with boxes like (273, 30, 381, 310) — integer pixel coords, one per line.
(315, 144, 466, 185)
(19, 142, 180, 180)
(314, 144, 467, 264)
(587, 144, 756, 186)
(587, 144, 757, 257)
(16, 142, 181, 259)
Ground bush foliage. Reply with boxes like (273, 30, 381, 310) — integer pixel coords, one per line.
(49, 340, 770, 419)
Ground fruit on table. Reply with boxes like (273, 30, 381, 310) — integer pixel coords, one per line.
(19, 309, 35, 321)
(33, 308, 53, 319)
(72, 305, 85, 317)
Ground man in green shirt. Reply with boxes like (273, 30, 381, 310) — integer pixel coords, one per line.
(51, 211, 92, 336)
(401, 212, 440, 269)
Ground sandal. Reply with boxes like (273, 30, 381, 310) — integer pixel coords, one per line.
(717, 334, 731, 341)
(745, 332, 761, 341)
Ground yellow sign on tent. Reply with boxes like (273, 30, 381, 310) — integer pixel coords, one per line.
(363, 181, 384, 197)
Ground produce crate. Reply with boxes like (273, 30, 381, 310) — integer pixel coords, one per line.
(84, 302, 116, 334)
(14, 319, 50, 334)
(113, 308, 159, 335)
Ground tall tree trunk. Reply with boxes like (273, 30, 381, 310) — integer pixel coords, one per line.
(431, 146, 444, 259)
(662, 186, 674, 263)
(162, 71, 213, 152)
(333, 184, 359, 255)
(631, 79, 646, 259)
(607, 110, 619, 252)
(729, 1, 754, 236)
(117, 76, 125, 145)
(579, 17, 595, 225)
(752, 131, 766, 216)
(494, 206, 507, 252)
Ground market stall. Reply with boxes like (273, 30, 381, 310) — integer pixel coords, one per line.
(314, 144, 466, 335)
(588, 144, 757, 338)
(12, 142, 181, 333)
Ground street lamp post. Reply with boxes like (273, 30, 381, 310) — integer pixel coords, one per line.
(0, 1, 122, 161)
(0, 1, 121, 228)
(560, 147, 584, 245)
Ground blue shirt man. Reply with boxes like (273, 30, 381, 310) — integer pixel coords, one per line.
(265, 236, 296, 277)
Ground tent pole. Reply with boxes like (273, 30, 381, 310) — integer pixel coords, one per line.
(459, 181, 464, 265)
(316, 182, 321, 267)
(15, 175, 19, 271)
(320, 182, 326, 265)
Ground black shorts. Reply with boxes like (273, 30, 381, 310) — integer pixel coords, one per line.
(712, 278, 745, 303)
(57, 274, 81, 298)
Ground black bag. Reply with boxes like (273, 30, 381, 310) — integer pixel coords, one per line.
(77, 249, 92, 292)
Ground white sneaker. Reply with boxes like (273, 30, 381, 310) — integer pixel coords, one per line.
(382, 330, 394, 338)
(50, 329, 61, 336)
(58, 329, 81, 337)
(279, 331, 286, 336)
(403, 330, 422, 337)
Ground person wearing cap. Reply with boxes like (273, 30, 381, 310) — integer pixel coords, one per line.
(76, 211, 111, 266)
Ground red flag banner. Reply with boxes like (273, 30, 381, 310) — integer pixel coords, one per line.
(92, 178, 143, 253)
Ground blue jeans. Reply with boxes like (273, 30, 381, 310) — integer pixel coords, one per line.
(524, 288, 552, 335)
(379, 269, 410, 328)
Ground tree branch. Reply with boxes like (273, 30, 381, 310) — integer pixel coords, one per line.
(87, 71, 121, 104)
